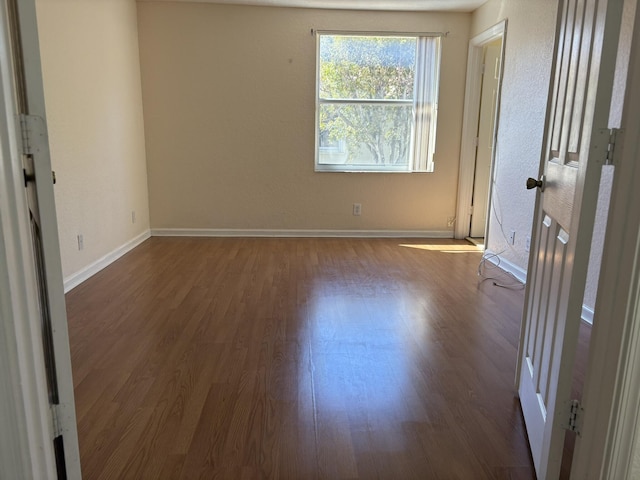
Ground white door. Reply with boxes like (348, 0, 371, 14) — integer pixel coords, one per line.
(517, 0, 623, 478)
(470, 39, 502, 239)
(5, 0, 81, 477)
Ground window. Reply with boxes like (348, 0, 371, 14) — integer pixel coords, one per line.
(315, 33, 441, 173)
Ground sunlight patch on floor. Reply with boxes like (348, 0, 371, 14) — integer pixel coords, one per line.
(399, 243, 484, 253)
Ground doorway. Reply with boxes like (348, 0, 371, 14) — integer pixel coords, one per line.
(455, 22, 506, 246)
(468, 38, 503, 246)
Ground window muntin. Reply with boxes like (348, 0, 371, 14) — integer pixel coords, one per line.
(315, 33, 441, 173)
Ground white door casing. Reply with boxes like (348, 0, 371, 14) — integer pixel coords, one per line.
(570, 0, 640, 476)
(470, 39, 502, 239)
(1, 0, 81, 477)
(517, 0, 624, 478)
(455, 20, 506, 240)
(0, 3, 55, 477)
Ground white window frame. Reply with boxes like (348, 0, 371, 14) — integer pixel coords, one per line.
(314, 31, 442, 173)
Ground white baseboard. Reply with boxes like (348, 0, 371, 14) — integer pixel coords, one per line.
(150, 228, 454, 238)
(484, 250, 527, 284)
(63, 230, 151, 293)
(60, 230, 598, 324)
(485, 250, 595, 325)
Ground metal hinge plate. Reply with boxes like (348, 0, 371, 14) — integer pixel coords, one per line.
(51, 404, 63, 437)
(19, 114, 31, 155)
(605, 128, 621, 165)
(18, 113, 46, 156)
(562, 399, 583, 436)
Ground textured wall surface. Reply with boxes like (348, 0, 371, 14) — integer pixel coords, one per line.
(36, 0, 150, 279)
(137, 3, 470, 232)
(470, 0, 559, 270)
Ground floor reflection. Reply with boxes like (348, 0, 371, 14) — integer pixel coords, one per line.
(304, 281, 423, 417)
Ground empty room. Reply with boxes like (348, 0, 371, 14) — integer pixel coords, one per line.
(3, 0, 640, 479)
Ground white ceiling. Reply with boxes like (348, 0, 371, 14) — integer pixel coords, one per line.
(147, 0, 488, 13)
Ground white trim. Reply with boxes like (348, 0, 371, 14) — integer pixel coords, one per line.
(12, 0, 84, 474)
(150, 228, 453, 238)
(63, 230, 151, 293)
(480, 250, 596, 325)
(455, 20, 506, 240)
(484, 249, 527, 284)
(471, 20, 508, 45)
(571, 0, 640, 475)
(0, 2, 56, 476)
(64, 228, 456, 291)
(582, 304, 594, 325)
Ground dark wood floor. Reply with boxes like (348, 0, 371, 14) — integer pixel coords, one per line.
(66, 237, 540, 479)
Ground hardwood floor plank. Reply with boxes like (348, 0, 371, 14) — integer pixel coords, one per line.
(65, 237, 546, 479)
(179, 382, 238, 478)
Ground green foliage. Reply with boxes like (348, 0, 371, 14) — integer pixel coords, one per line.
(319, 36, 416, 166)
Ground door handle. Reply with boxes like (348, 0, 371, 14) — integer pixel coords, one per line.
(526, 175, 546, 191)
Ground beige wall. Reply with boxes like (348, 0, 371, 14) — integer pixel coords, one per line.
(137, 3, 470, 233)
(471, 0, 558, 270)
(35, 0, 149, 280)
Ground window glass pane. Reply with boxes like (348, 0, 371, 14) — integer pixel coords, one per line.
(319, 35, 416, 100)
(318, 104, 412, 168)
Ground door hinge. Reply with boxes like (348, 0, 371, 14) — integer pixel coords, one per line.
(605, 128, 621, 165)
(18, 113, 46, 156)
(562, 399, 583, 436)
(481, 63, 486, 75)
(469, 205, 474, 215)
(19, 114, 32, 155)
(51, 404, 64, 437)
(474, 137, 479, 147)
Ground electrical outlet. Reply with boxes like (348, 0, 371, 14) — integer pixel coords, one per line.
(77, 234, 84, 251)
(525, 236, 531, 252)
(131, 210, 136, 224)
(353, 203, 362, 216)
(507, 230, 516, 245)
(447, 216, 456, 228)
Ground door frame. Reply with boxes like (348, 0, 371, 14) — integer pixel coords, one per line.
(0, 0, 81, 477)
(571, 1, 640, 476)
(0, 4, 57, 476)
(455, 20, 506, 241)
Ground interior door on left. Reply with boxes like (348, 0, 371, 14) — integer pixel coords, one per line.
(6, 0, 81, 477)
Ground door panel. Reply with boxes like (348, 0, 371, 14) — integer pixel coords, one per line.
(544, 162, 577, 232)
(518, 0, 623, 478)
